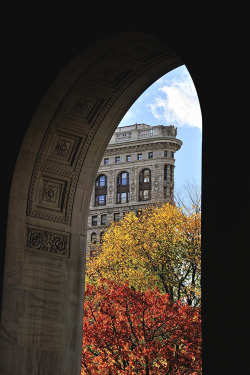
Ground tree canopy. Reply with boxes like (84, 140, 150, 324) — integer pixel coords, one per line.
(82, 280, 202, 375)
(86, 203, 201, 306)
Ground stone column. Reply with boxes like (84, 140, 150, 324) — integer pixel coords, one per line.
(107, 170, 115, 206)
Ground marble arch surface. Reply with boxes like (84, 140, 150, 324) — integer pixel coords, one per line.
(0, 32, 183, 374)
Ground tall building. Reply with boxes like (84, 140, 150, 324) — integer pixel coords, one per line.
(87, 123, 182, 257)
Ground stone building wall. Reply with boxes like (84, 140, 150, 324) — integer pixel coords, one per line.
(87, 123, 182, 256)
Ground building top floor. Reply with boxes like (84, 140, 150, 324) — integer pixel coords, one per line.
(109, 123, 179, 145)
(100, 148, 176, 168)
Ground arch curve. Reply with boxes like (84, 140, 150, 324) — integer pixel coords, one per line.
(1, 31, 183, 374)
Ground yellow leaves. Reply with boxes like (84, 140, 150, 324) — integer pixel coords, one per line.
(86, 202, 201, 304)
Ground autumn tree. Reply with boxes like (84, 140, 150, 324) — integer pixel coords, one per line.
(86, 203, 201, 306)
(81, 279, 202, 375)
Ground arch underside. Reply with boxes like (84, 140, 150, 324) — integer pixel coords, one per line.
(0, 32, 182, 374)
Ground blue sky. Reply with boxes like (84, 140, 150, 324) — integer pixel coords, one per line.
(117, 65, 202, 191)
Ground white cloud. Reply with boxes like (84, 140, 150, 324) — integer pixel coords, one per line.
(147, 73, 202, 130)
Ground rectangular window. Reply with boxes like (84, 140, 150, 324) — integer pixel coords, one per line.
(148, 152, 153, 159)
(143, 169, 150, 183)
(139, 190, 150, 201)
(99, 175, 106, 187)
(164, 151, 168, 157)
(121, 172, 128, 186)
(126, 155, 131, 162)
(101, 214, 107, 225)
(137, 153, 142, 160)
(92, 215, 97, 226)
(98, 195, 106, 206)
(117, 192, 129, 204)
(170, 165, 173, 180)
(120, 192, 127, 203)
(115, 156, 120, 163)
(114, 213, 120, 222)
(104, 158, 109, 165)
(171, 152, 174, 158)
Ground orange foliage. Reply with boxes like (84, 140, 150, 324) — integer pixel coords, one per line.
(82, 280, 202, 375)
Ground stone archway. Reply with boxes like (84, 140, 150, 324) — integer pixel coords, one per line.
(0, 32, 183, 374)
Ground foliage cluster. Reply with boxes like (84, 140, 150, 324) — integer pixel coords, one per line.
(82, 202, 202, 374)
(82, 280, 202, 375)
(86, 203, 201, 306)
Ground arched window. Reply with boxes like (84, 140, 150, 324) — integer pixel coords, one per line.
(95, 174, 107, 206)
(139, 169, 151, 201)
(91, 232, 97, 244)
(117, 171, 129, 203)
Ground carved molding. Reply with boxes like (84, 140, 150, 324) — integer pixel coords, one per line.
(105, 140, 181, 156)
(26, 37, 180, 225)
(26, 226, 70, 257)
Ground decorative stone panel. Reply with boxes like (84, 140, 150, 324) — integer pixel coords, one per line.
(95, 64, 134, 91)
(26, 38, 181, 226)
(67, 93, 105, 124)
(26, 225, 70, 257)
(49, 131, 83, 167)
(27, 172, 72, 223)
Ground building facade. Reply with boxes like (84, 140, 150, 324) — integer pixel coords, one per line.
(87, 123, 182, 257)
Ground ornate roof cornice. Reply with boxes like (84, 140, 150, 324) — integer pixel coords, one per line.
(104, 139, 182, 155)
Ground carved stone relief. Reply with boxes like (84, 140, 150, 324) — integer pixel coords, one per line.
(26, 37, 178, 225)
(37, 175, 70, 211)
(130, 180, 136, 200)
(27, 226, 70, 257)
(49, 131, 83, 167)
(67, 94, 105, 124)
(2, 33, 183, 375)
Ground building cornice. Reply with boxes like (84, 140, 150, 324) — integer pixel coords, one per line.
(105, 138, 182, 155)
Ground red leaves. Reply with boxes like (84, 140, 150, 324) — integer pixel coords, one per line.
(82, 280, 202, 374)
